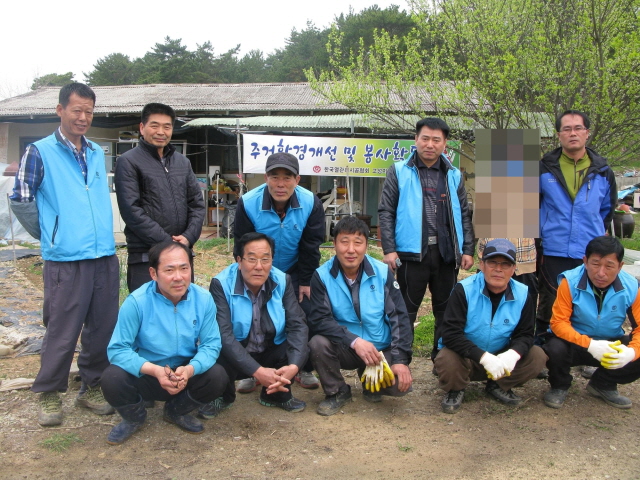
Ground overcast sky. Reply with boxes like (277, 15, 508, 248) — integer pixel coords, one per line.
(0, 0, 408, 100)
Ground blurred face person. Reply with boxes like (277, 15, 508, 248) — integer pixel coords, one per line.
(583, 252, 623, 290)
(150, 245, 191, 305)
(557, 114, 589, 157)
(265, 168, 300, 209)
(237, 239, 273, 295)
(334, 230, 368, 277)
(56, 93, 94, 146)
(479, 255, 517, 294)
(140, 113, 174, 156)
(415, 125, 447, 167)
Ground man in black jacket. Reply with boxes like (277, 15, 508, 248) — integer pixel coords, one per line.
(198, 232, 309, 418)
(115, 103, 204, 292)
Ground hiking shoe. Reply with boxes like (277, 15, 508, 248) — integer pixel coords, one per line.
(236, 377, 258, 393)
(544, 388, 569, 409)
(197, 397, 233, 419)
(586, 383, 632, 409)
(317, 386, 352, 416)
(441, 390, 465, 414)
(581, 366, 597, 379)
(362, 388, 382, 403)
(75, 385, 114, 415)
(486, 381, 522, 406)
(295, 371, 320, 389)
(38, 391, 63, 426)
(259, 395, 306, 412)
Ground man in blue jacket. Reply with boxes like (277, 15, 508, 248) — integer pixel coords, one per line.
(308, 216, 413, 416)
(101, 241, 228, 444)
(538, 111, 616, 345)
(198, 232, 309, 417)
(435, 239, 547, 414)
(234, 152, 324, 391)
(378, 117, 474, 360)
(10, 83, 119, 427)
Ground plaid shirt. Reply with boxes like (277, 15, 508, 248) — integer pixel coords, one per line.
(477, 238, 537, 275)
(11, 127, 89, 203)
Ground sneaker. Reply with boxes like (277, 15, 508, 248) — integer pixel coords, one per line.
(236, 377, 258, 393)
(259, 395, 306, 412)
(295, 371, 320, 389)
(581, 366, 597, 379)
(586, 383, 632, 409)
(441, 390, 465, 414)
(543, 388, 569, 409)
(197, 397, 233, 419)
(75, 385, 115, 415)
(38, 391, 63, 426)
(485, 380, 522, 406)
(362, 388, 382, 403)
(317, 386, 352, 416)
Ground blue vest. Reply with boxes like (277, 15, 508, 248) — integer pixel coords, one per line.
(34, 133, 114, 261)
(242, 184, 315, 272)
(439, 274, 528, 353)
(558, 265, 638, 340)
(215, 263, 287, 345)
(317, 255, 391, 350)
(394, 155, 464, 256)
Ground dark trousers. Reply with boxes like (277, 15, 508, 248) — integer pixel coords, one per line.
(397, 246, 457, 357)
(536, 255, 582, 341)
(434, 346, 548, 392)
(287, 269, 313, 373)
(543, 336, 640, 390)
(101, 364, 229, 408)
(32, 255, 120, 393)
(309, 334, 409, 397)
(514, 272, 538, 313)
(127, 259, 195, 293)
(218, 342, 292, 404)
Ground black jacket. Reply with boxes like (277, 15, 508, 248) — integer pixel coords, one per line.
(114, 138, 204, 253)
(210, 272, 309, 376)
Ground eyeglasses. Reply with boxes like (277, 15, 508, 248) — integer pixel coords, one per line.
(242, 257, 272, 266)
(560, 126, 587, 133)
(484, 259, 514, 269)
(164, 365, 180, 388)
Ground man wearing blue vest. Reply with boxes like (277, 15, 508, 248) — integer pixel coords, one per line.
(379, 117, 474, 360)
(233, 152, 324, 391)
(308, 216, 413, 416)
(9, 83, 119, 426)
(543, 236, 640, 409)
(435, 239, 547, 414)
(198, 232, 309, 417)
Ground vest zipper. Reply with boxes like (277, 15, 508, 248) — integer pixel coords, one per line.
(51, 215, 59, 246)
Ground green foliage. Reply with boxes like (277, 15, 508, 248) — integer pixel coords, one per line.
(413, 312, 435, 357)
(31, 72, 74, 90)
(40, 433, 83, 452)
(197, 237, 232, 251)
(397, 442, 413, 452)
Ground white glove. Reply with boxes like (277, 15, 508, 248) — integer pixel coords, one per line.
(587, 339, 617, 361)
(479, 352, 506, 380)
(496, 349, 521, 374)
(601, 344, 636, 369)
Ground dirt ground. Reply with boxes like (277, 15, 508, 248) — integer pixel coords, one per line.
(1, 255, 640, 479)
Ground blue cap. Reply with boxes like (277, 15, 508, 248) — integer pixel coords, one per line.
(482, 239, 517, 263)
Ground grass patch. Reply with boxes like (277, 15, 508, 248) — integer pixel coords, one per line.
(40, 433, 83, 452)
(397, 442, 413, 452)
(196, 237, 231, 251)
(413, 313, 435, 357)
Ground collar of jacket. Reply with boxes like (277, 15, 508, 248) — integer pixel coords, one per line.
(406, 151, 454, 172)
(481, 277, 516, 301)
(138, 137, 176, 161)
(577, 267, 624, 293)
(232, 265, 278, 299)
(54, 128, 95, 152)
(153, 281, 190, 303)
(260, 186, 300, 211)
(541, 146, 609, 174)
(329, 255, 375, 279)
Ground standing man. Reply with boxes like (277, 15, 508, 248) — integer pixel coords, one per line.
(115, 102, 204, 292)
(379, 117, 474, 359)
(543, 236, 640, 409)
(538, 110, 616, 344)
(102, 241, 228, 444)
(234, 152, 324, 390)
(10, 83, 119, 426)
(308, 216, 413, 416)
(199, 232, 309, 418)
